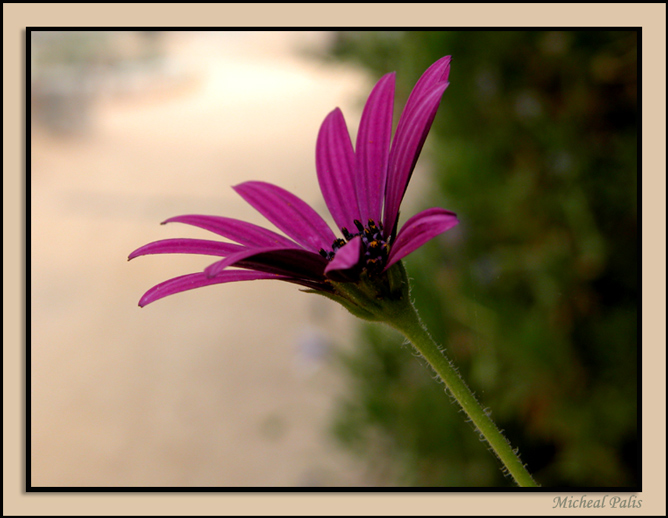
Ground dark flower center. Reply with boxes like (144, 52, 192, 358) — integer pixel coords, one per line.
(319, 219, 390, 275)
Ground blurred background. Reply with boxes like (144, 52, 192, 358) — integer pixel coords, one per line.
(30, 30, 638, 487)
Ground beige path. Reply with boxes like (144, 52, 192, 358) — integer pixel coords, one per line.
(30, 31, 374, 486)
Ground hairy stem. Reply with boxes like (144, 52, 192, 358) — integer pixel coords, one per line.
(327, 262, 538, 486)
(387, 295, 539, 487)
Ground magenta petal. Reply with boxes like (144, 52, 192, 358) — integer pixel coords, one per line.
(205, 246, 288, 277)
(402, 56, 451, 116)
(324, 236, 362, 275)
(355, 72, 395, 225)
(161, 214, 298, 248)
(383, 83, 450, 235)
(238, 248, 328, 280)
(234, 181, 337, 252)
(385, 208, 458, 269)
(205, 246, 327, 280)
(128, 238, 245, 260)
(316, 108, 360, 231)
(138, 270, 280, 307)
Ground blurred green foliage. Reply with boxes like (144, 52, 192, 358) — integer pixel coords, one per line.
(322, 30, 637, 487)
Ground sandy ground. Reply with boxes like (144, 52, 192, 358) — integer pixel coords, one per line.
(30, 31, 376, 487)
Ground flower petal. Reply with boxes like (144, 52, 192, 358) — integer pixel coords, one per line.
(316, 108, 360, 231)
(355, 72, 395, 225)
(205, 246, 327, 281)
(128, 238, 245, 260)
(403, 56, 451, 116)
(385, 207, 458, 269)
(383, 82, 450, 236)
(239, 248, 329, 281)
(138, 270, 280, 307)
(234, 181, 337, 252)
(324, 236, 362, 276)
(161, 214, 298, 248)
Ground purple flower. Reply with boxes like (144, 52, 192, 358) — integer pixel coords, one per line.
(129, 56, 458, 308)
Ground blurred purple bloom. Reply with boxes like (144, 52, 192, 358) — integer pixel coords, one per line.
(129, 56, 458, 307)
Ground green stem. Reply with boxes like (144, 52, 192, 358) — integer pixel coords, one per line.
(324, 262, 539, 486)
(387, 296, 539, 487)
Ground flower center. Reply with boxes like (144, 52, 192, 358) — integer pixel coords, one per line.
(319, 219, 390, 275)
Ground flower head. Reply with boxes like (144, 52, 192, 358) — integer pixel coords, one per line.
(129, 56, 458, 313)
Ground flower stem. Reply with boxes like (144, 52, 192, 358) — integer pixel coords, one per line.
(387, 295, 539, 487)
(325, 262, 539, 486)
